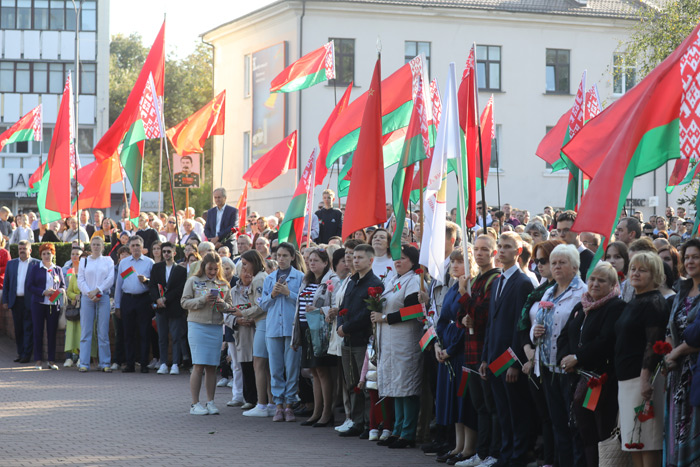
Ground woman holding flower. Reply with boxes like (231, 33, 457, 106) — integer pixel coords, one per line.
(370, 245, 424, 448)
(530, 243, 587, 467)
(557, 261, 625, 467)
(614, 251, 669, 466)
(663, 239, 700, 467)
(292, 249, 339, 427)
(368, 228, 395, 283)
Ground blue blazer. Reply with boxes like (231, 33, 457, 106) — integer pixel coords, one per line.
(2, 258, 39, 309)
(204, 205, 238, 239)
(683, 319, 700, 406)
(27, 263, 66, 309)
(482, 268, 534, 365)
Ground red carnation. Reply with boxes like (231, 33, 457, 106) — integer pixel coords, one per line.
(653, 340, 672, 355)
(587, 377, 600, 388)
(415, 268, 424, 275)
(617, 271, 625, 281)
(368, 286, 383, 298)
(599, 373, 608, 385)
(353, 386, 362, 394)
(338, 308, 348, 317)
(638, 443, 644, 449)
(624, 443, 631, 449)
(428, 310, 435, 317)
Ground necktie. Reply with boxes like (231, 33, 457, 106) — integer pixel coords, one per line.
(496, 276, 505, 301)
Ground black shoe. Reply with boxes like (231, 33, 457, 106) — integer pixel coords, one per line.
(14, 356, 21, 362)
(122, 366, 135, 373)
(359, 429, 370, 440)
(140, 366, 149, 373)
(422, 440, 448, 454)
(446, 453, 467, 465)
(294, 407, 313, 417)
(436, 451, 456, 463)
(312, 418, 334, 427)
(19, 356, 30, 364)
(339, 427, 363, 437)
(388, 438, 416, 449)
(377, 435, 399, 446)
(300, 418, 319, 426)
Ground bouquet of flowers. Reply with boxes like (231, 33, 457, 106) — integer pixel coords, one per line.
(651, 340, 672, 384)
(364, 286, 385, 312)
(217, 226, 239, 246)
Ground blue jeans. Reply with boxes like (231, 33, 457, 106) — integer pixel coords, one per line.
(265, 335, 301, 405)
(79, 294, 111, 368)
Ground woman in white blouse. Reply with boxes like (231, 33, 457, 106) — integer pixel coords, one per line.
(77, 236, 115, 372)
(10, 214, 34, 244)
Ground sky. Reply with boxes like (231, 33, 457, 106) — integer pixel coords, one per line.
(110, 0, 278, 57)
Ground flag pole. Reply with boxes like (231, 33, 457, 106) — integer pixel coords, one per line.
(158, 136, 163, 212)
(419, 159, 424, 241)
(472, 43, 487, 229)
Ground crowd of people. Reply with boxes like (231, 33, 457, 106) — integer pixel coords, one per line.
(2, 186, 699, 467)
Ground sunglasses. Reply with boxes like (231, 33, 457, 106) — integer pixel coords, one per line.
(534, 258, 549, 266)
(168, 221, 176, 224)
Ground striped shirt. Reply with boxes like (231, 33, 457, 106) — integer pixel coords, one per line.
(297, 283, 319, 323)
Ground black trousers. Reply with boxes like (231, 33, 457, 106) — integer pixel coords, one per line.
(241, 361, 257, 405)
(121, 293, 153, 368)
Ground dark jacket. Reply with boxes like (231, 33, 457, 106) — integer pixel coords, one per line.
(204, 205, 239, 240)
(482, 268, 534, 365)
(579, 248, 594, 279)
(315, 207, 343, 244)
(149, 262, 187, 316)
(32, 229, 60, 243)
(2, 257, 39, 308)
(27, 262, 66, 308)
(136, 228, 159, 253)
(683, 318, 700, 407)
(557, 297, 625, 377)
(337, 270, 383, 347)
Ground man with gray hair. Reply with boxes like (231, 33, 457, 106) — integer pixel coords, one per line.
(204, 187, 239, 245)
(524, 222, 549, 245)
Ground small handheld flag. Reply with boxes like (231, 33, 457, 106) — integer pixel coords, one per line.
(583, 385, 602, 411)
(489, 348, 518, 377)
(66, 267, 75, 277)
(419, 327, 437, 351)
(158, 284, 165, 298)
(49, 290, 61, 304)
(120, 266, 135, 280)
(457, 367, 470, 397)
(399, 303, 425, 321)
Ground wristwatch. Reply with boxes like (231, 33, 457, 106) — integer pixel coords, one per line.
(382, 314, 387, 322)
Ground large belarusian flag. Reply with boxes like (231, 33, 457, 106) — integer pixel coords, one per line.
(410, 78, 442, 203)
(270, 42, 335, 93)
(562, 23, 700, 256)
(559, 71, 587, 210)
(316, 81, 353, 187)
(277, 147, 317, 247)
(390, 75, 429, 259)
(0, 104, 42, 152)
(457, 46, 478, 228)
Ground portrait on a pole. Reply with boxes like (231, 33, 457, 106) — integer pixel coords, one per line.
(173, 153, 201, 188)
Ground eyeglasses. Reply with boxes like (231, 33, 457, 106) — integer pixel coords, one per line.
(534, 258, 549, 266)
(168, 221, 176, 224)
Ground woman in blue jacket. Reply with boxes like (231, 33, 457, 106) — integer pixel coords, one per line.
(260, 242, 305, 422)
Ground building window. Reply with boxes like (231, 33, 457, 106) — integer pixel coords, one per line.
(0, 62, 14, 92)
(613, 53, 636, 95)
(329, 38, 354, 87)
(490, 124, 501, 169)
(16, 0, 30, 28)
(0, 61, 96, 94)
(1, 0, 15, 29)
(244, 54, 251, 98)
(546, 48, 570, 94)
(34, 0, 49, 29)
(476, 45, 501, 91)
(15, 62, 29, 92)
(33, 62, 47, 93)
(81, 0, 96, 31)
(77, 128, 93, 154)
(404, 41, 430, 77)
(80, 62, 95, 94)
(49, 0, 64, 29)
(243, 131, 251, 172)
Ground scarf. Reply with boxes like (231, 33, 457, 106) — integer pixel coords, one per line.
(517, 279, 556, 331)
(580, 283, 620, 313)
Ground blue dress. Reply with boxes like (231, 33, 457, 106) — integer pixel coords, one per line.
(435, 283, 476, 427)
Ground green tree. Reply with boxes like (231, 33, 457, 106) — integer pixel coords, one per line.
(109, 34, 214, 215)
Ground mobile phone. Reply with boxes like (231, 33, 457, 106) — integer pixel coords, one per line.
(277, 274, 287, 284)
(209, 289, 219, 296)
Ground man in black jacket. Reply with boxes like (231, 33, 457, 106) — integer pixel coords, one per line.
(315, 189, 343, 244)
(149, 242, 188, 375)
(336, 243, 383, 438)
(135, 213, 160, 256)
(557, 210, 594, 279)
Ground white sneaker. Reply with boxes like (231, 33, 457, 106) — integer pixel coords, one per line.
(216, 378, 229, 387)
(368, 429, 379, 441)
(190, 402, 208, 415)
(242, 405, 269, 417)
(379, 429, 392, 441)
(476, 457, 498, 467)
(147, 358, 159, 370)
(206, 401, 220, 415)
(169, 364, 179, 375)
(335, 419, 353, 432)
(63, 358, 73, 368)
(226, 399, 244, 407)
(455, 453, 483, 467)
(157, 363, 169, 375)
(267, 404, 277, 417)
(226, 379, 233, 388)
(110, 363, 119, 371)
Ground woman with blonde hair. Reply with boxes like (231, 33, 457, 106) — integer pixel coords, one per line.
(181, 253, 233, 415)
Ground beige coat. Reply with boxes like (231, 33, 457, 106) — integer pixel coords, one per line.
(226, 271, 268, 362)
(181, 275, 232, 325)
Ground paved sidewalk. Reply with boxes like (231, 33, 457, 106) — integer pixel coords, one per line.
(0, 337, 428, 466)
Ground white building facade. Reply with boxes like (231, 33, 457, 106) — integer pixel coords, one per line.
(0, 0, 109, 215)
(204, 0, 683, 221)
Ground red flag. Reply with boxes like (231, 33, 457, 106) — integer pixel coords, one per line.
(45, 74, 74, 215)
(457, 47, 478, 228)
(478, 95, 495, 186)
(316, 82, 352, 186)
(93, 22, 165, 161)
(166, 90, 226, 156)
(77, 153, 122, 208)
(535, 109, 571, 166)
(242, 131, 297, 189)
(342, 57, 386, 238)
(237, 183, 248, 232)
(29, 160, 47, 191)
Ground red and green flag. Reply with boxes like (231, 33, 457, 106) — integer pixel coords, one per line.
(121, 266, 135, 280)
(489, 347, 517, 377)
(0, 104, 42, 152)
(562, 22, 699, 259)
(49, 290, 62, 304)
(410, 78, 442, 203)
(270, 41, 335, 93)
(457, 366, 470, 397)
(457, 46, 478, 228)
(419, 327, 437, 351)
(316, 81, 353, 187)
(277, 147, 317, 248)
(582, 384, 602, 411)
(558, 71, 587, 210)
(399, 303, 425, 321)
(390, 75, 429, 259)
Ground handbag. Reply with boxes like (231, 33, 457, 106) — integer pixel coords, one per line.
(598, 426, 633, 467)
(305, 309, 331, 357)
(65, 295, 80, 321)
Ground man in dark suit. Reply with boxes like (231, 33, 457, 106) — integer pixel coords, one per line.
(2, 240, 39, 363)
(80, 209, 95, 238)
(479, 232, 534, 467)
(149, 242, 188, 375)
(556, 210, 594, 279)
(204, 187, 238, 245)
